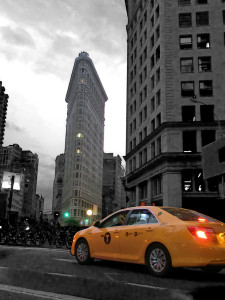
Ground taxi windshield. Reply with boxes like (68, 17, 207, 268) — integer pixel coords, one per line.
(161, 207, 219, 222)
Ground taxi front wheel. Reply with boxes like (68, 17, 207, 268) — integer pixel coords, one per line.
(75, 239, 92, 265)
(146, 243, 172, 277)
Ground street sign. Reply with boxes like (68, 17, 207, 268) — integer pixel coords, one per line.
(202, 137, 225, 179)
(2, 172, 21, 190)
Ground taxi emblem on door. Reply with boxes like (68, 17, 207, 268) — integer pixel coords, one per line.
(104, 232, 111, 244)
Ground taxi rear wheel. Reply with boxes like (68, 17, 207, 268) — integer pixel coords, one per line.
(75, 239, 92, 265)
(146, 243, 172, 277)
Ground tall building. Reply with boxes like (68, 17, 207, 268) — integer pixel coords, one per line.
(62, 52, 108, 225)
(0, 144, 38, 222)
(52, 153, 64, 215)
(102, 153, 126, 218)
(0, 82, 8, 147)
(124, 0, 225, 219)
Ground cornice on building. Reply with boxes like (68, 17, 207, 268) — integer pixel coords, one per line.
(125, 121, 225, 160)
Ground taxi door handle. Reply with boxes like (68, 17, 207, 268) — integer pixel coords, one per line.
(113, 230, 120, 234)
(146, 227, 153, 232)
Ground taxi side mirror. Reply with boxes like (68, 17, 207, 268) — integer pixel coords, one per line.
(94, 221, 101, 228)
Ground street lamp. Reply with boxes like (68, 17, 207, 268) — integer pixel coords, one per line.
(86, 209, 92, 226)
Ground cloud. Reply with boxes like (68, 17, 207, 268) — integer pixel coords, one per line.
(5, 121, 26, 133)
(0, 26, 35, 47)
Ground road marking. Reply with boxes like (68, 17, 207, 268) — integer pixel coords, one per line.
(52, 258, 77, 263)
(47, 272, 76, 278)
(0, 283, 92, 299)
(125, 282, 191, 296)
(125, 282, 167, 290)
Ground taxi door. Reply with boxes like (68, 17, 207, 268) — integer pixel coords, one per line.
(119, 209, 159, 262)
(91, 211, 129, 260)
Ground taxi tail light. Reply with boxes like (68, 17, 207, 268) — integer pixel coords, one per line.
(187, 227, 215, 240)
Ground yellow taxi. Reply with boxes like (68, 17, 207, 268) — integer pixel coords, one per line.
(70, 206, 225, 276)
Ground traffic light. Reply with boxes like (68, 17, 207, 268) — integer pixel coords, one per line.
(64, 212, 69, 218)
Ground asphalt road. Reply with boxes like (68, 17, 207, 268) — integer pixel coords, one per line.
(0, 245, 225, 299)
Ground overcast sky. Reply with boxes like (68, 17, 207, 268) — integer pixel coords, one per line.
(0, 0, 127, 212)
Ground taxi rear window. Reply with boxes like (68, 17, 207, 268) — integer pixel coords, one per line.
(161, 208, 219, 222)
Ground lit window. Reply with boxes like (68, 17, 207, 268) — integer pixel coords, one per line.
(180, 35, 192, 49)
(180, 58, 194, 73)
(199, 80, 213, 96)
(198, 56, 211, 72)
(181, 81, 194, 97)
(197, 33, 210, 48)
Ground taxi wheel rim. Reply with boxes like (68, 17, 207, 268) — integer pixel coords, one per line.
(150, 248, 166, 273)
(77, 243, 88, 262)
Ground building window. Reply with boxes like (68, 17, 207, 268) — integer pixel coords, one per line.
(151, 141, 156, 158)
(179, 13, 192, 27)
(156, 113, 161, 127)
(199, 80, 213, 96)
(182, 106, 196, 122)
(139, 92, 143, 105)
(182, 170, 193, 191)
(178, 0, 191, 5)
(180, 35, 192, 49)
(223, 10, 225, 24)
(200, 105, 214, 121)
(133, 156, 136, 170)
(201, 130, 215, 147)
(130, 141, 132, 151)
(151, 54, 155, 68)
(156, 46, 160, 61)
(180, 58, 194, 73)
(151, 35, 154, 49)
(139, 111, 143, 124)
(156, 26, 160, 41)
(151, 75, 155, 89)
(155, 6, 159, 19)
(196, 11, 209, 26)
(144, 105, 147, 120)
(196, 0, 208, 4)
(144, 85, 147, 98)
(156, 68, 160, 84)
(143, 127, 147, 138)
(183, 131, 197, 152)
(143, 148, 147, 164)
(133, 118, 136, 130)
(181, 81, 194, 97)
(157, 137, 161, 154)
(152, 175, 162, 196)
(156, 90, 161, 106)
(151, 96, 155, 112)
(139, 151, 142, 166)
(198, 56, 211, 72)
(151, 119, 155, 132)
(197, 33, 210, 48)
